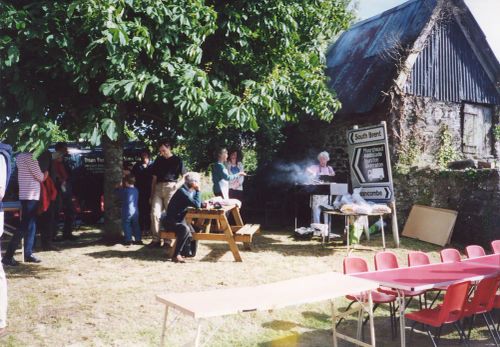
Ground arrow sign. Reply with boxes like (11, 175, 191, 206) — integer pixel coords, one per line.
(348, 126, 385, 145)
(347, 123, 394, 203)
(359, 187, 392, 200)
(351, 144, 390, 184)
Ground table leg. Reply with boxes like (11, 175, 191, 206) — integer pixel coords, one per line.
(322, 211, 327, 245)
(221, 215, 242, 262)
(345, 216, 350, 254)
(356, 302, 363, 340)
(160, 306, 169, 347)
(367, 291, 376, 347)
(380, 215, 386, 250)
(331, 299, 338, 347)
(232, 207, 244, 226)
(194, 320, 203, 347)
(398, 290, 406, 347)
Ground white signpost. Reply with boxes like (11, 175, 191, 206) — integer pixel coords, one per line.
(347, 122, 400, 247)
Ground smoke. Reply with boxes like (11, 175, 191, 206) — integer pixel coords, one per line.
(266, 159, 318, 186)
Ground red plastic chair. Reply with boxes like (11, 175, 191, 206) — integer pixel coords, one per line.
(461, 276, 500, 344)
(342, 257, 398, 337)
(406, 281, 471, 346)
(407, 251, 447, 308)
(465, 245, 486, 258)
(375, 251, 427, 309)
(407, 251, 431, 267)
(491, 240, 500, 254)
(440, 248, 461, 263)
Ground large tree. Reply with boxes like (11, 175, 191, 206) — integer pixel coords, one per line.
(0, 0, 352, 241)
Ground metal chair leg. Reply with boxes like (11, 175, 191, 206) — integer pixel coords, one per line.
(429, 290, 442, 309)
(488, 312, 500, 342)
(335, 300, 355, 327)
(425, 325, 438, 347)
(467, 315, 476, 341)
(435, 326, 442, 346)
(482, 313, 500, 346)
(410, 321, 417, 342)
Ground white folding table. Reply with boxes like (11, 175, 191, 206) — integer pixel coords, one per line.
(156, 271, 379, 347)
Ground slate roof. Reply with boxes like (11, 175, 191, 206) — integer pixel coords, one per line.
(325, 0, 499, 114)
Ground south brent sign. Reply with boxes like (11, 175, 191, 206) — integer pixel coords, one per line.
(348, 125, 385, 145)
(347, 122, 394, 203)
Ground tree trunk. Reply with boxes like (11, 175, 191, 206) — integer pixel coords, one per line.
(102, 107, 125, 244)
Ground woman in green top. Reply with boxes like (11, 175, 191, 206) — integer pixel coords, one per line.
(212, 148, 245, 199)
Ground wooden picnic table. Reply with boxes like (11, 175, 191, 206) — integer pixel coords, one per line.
(159, 204, 260, 262)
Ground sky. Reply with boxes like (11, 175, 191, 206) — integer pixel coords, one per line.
(355, 0, 500, 61)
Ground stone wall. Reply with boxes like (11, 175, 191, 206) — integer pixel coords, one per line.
(394, 168, 500, 248)
(393, 96, 463, 167)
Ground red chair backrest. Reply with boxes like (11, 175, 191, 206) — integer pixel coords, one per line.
(465, 276, 500, 315)
(374, 251, 399, 270)
(492, 240, 500, 254)
(343, 257, 369, 274)
(465, 245, 486, 258)
(408, 251, 431, 267)
(440, 248, 461, 263)
(438, 281, 470, 324)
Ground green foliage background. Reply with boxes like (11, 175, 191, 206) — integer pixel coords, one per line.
(0, 0, 352, 167)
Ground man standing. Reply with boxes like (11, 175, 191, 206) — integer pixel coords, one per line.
(52, 142, 77, 241)
(2, 151, 47, 264)
(132, 149, 152, 235)
(37, 150, 58, 250)
(0, 141, 12, 337)
(149, 141, 184, 247)
(165, 172, 201, 263)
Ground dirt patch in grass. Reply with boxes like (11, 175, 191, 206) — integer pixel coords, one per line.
(1, 228, 496, 346)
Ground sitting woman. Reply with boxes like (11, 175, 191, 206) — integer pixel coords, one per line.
(306, 151, 335, 224)
(225, 149, 244, 201)
(212, 148, 245, 199)
(165, 172, 201, 263)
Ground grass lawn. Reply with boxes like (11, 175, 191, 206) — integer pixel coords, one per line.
(1, 227, 496, 346)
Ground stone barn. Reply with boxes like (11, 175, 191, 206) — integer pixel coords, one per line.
(282, 0, 500, 246)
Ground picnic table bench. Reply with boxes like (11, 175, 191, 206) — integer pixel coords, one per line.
(159, 204, 260, 262)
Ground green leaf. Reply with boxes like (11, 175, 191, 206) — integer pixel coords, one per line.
(89, 126, 101, 146)
(101, 118, 117, 141)
(5, 46, 19, 66)
(67, 3, 78, 18)
(100, 81, 117, 96)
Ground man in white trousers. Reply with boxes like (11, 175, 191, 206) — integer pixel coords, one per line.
(0, 141, 12, 338)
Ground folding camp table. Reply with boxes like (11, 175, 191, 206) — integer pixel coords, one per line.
(322, 210, 389, 252)
(350, 254, 500, 346)
(156, 272, 379, 347)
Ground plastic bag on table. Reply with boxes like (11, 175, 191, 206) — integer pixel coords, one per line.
(311, 223, 329, 237)
(294, 227, 314, 240)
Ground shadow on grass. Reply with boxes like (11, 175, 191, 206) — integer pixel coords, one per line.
(3, 263, 62, 279)
(196, 232, 443, 260)
(257, 314, 488, 347)
(262, 320, 303, 331)
(84, 246, 168, 262)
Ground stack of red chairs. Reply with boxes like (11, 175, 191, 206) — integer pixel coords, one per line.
(343, 241, 500, 345)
